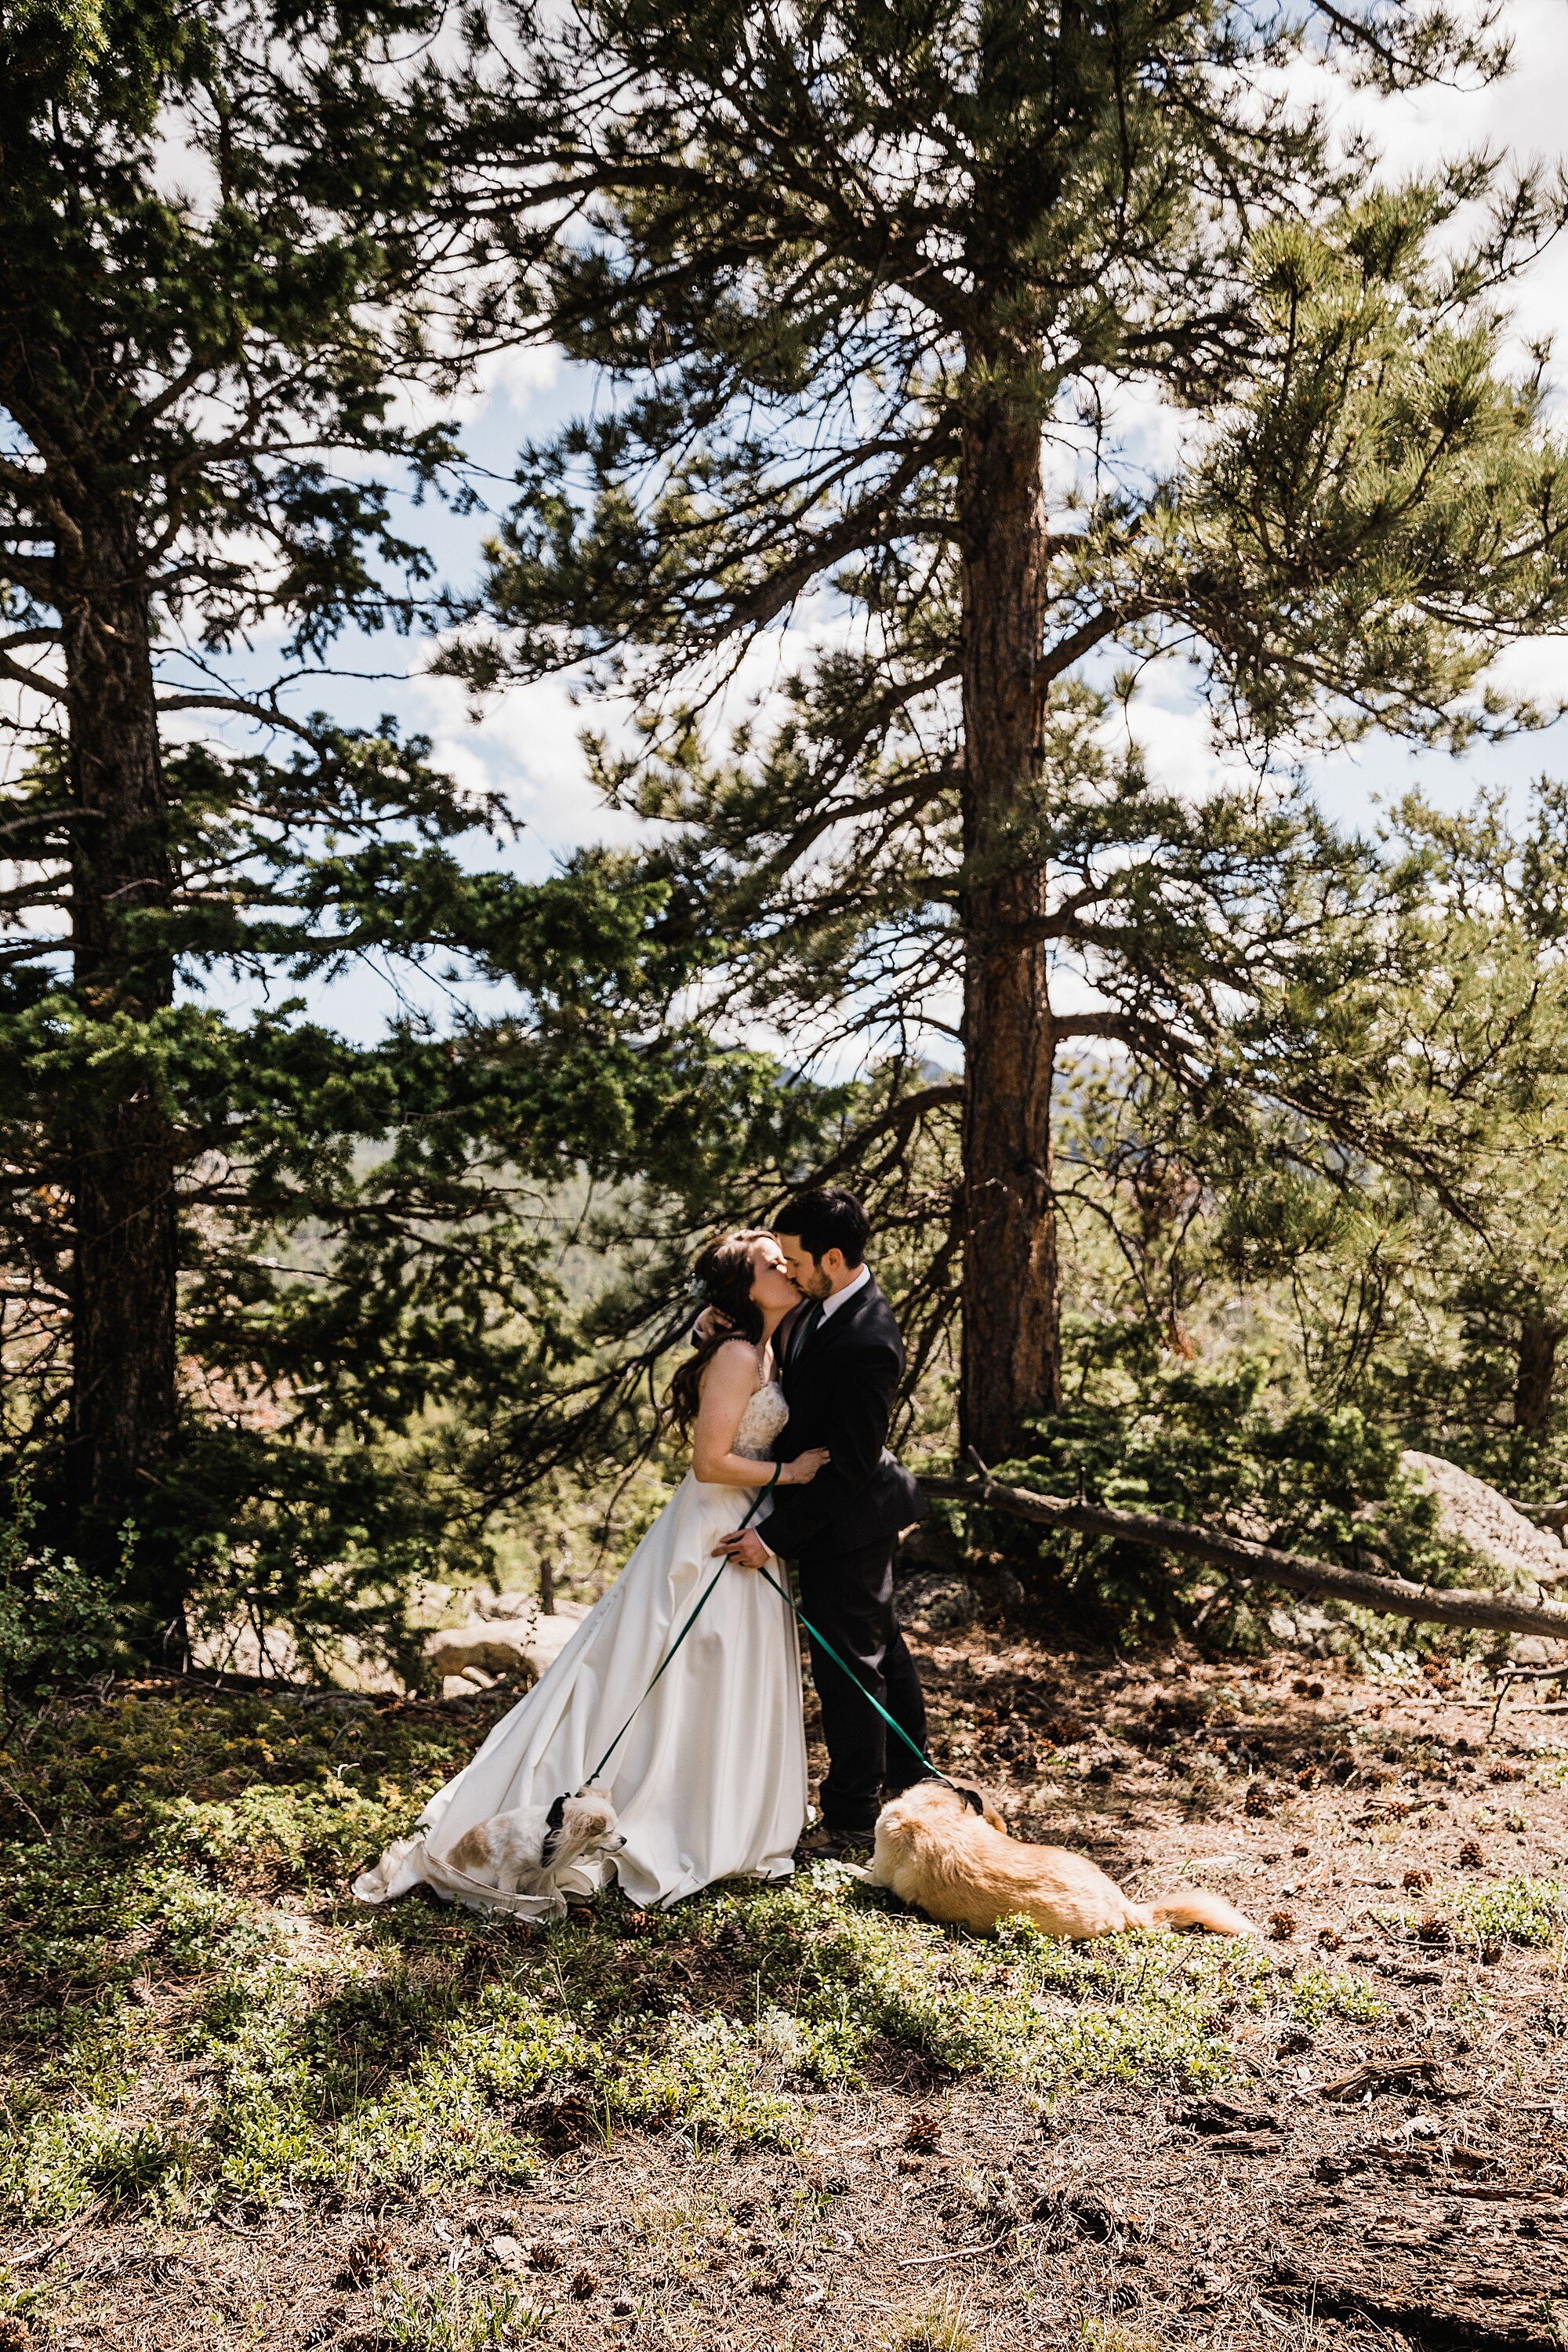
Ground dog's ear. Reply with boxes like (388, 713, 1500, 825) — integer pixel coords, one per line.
(540, 1791, 568, 1866)
(954, 1784, 985, 1816)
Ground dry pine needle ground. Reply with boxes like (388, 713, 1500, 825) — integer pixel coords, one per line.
(2, 1621, 1566, 2352)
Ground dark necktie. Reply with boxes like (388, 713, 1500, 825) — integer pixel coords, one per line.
(789, 1300, 822, 1366)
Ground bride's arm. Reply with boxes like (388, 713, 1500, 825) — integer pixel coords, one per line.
(691, 1343, 827, 1487)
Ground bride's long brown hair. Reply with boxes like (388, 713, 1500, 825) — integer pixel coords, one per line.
(666, 1229, 772, 1434)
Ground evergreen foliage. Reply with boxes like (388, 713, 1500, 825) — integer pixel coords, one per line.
(8, 0, 1568, 1668)
(445, 0, 1568, 1458)
(968, 773, 1568, 1645)
(982, 1338, 1460, 1650)
(0, 0, 823, 1658)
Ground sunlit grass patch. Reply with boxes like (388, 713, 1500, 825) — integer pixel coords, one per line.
(1450, 1875, 1566, 1947)
(892, 2291, 978, 2351)
(3, 2107, 194, 2228)
(1076, 2321, 1166, 2352)
(0, 1685, 1313, 2228)
(1288, 1966, 1385, 2024)
(374, 2277, 553, 2349)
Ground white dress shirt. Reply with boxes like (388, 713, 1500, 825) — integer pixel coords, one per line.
(816, 1261, 871, 1323)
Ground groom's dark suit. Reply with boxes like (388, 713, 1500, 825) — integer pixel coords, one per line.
(755, 1274, 930, 1835)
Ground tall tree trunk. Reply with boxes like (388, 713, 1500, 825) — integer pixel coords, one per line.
(1515, 1301, 1562, 1437)
(958, 386, 1061, 1462)
(58, 497, 183, 1646)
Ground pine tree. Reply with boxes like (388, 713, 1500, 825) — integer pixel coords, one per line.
(1234, 780, 1568, 1486)
(0, 0, 816, 1654)
(448, 0, 1568, 1458)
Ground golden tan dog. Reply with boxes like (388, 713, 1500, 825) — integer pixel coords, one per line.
(861, 1780, 1254, 1939)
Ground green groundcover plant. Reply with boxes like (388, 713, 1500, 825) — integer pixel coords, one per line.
(0, 1684, 1356, 2228)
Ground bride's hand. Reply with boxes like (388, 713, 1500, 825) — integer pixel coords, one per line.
(780, 1446, 830, 1486)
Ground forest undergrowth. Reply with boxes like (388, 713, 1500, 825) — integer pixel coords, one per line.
(2, 1613, 1566, 2351)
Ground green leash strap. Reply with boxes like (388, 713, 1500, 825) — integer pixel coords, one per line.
(580, 1468, 966, 1812)
(754, 1560, 960, 1797)
(577, 1464, 781, 1794)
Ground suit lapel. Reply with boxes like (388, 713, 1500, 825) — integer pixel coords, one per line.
(786, 1300, 821, 1368)
(793, 1278, 878, 1373)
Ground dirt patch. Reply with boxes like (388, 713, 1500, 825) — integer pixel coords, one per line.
(3, 1629, 1566, 2350)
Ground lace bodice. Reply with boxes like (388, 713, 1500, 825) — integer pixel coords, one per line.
(733, 1378, 789, 1462)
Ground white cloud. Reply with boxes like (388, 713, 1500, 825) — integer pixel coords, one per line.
(411, 662, 648, 866)
(162, 2, 1568, 1047)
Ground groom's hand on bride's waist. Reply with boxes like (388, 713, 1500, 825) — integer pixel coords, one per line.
(713, 1527, 774, 1570)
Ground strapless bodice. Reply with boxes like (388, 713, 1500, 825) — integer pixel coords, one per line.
(733, 1379, 789, 1462)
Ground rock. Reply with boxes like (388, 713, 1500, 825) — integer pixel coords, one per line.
(427, 1624, 532, 1679)
(477, 1590, 531, 1620)
(974, 1563, 1027, 1611)
(188, 1618, 304, 1679)
(895, 1572, 977, 1634)
(441, 1670, 496, 1700)
(425, 1607, 588, 1686)
(1400, 1449, 1568, 1589)
(523, 1608, 587, 1675)
(897, 1518, 965, 1574)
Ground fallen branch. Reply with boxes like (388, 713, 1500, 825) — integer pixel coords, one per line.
(897, 2228, 1017, 2267)
(920, 1464, 1568, 1646)
(11, 2197, 106, 2268)
(1510, 1494, 1568, 1529)
(1319, 2056, 1448, 2101)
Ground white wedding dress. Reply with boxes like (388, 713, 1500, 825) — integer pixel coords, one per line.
(354, 1381, 808, 1918)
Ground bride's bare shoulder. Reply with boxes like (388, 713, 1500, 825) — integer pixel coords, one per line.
(699, 1337, 762, 1390)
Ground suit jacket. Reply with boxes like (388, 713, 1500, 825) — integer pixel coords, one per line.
(755, 1276, 927, 1562)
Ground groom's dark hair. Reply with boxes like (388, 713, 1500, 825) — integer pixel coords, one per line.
(775, 1186, 870, 1265)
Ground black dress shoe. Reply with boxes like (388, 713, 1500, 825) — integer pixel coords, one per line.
(797, 1823, 876, 1861)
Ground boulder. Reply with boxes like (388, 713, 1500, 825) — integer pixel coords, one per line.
(522, 1606, 588, 1675)
(424, 1602, 589, 1686)
(1400, 1449, 1568, 1589)
(441, 1669, 498, 1700)
(895, 1572, 978, 1634)
(896, 1517, 966, 1576)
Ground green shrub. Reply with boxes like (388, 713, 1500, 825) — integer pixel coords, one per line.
(985, 1339, 1483, 1648)
(0, 1485, 125, 1699)
(1289, 1967, 1385, 2025)
(1450, 1875, 1566, 1948)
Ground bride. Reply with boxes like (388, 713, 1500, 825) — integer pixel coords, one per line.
(354, 1229, 823, 1916)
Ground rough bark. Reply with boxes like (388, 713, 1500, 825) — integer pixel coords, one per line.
(923, 1467, 1568, 1644)
(958, 384, 1060, 1461)
(1515, 1302, 1562, 1436)
(59, 495, 181, 1632)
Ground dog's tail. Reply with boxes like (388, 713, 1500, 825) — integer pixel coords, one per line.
(1145, 1889, 1256, 1937)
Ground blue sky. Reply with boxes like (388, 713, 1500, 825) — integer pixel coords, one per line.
(180, 0, 1568, 1051)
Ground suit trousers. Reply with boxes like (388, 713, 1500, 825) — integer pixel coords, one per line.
(796, 1536, 928, 1832)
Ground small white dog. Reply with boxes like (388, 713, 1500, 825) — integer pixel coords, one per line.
(442, 1791, 626, 1898)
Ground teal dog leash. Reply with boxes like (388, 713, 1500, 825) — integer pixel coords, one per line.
(753, 1560, 965, 1798)
(579, 1462, 968, 1807)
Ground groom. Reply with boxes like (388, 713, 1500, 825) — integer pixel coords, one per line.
(713, 1186, 930, 1853)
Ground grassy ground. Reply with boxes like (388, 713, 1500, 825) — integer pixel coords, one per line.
(2, 1618, 1566, 2350)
